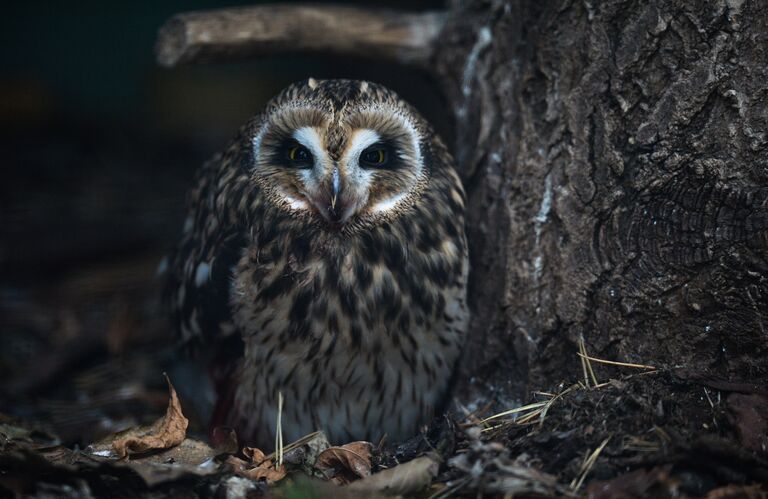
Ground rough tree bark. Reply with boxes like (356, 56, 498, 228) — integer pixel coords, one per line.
(434, 0, 768, 401)
(156, 0, 768, 411)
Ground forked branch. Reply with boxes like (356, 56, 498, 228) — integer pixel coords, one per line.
(156, 4, 447, 68)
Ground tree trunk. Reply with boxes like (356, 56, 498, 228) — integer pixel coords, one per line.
(434, 0, 768, 401)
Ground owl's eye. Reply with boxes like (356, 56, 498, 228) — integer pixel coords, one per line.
(285, 143, 313, 168)
(360, 145, 390, 168)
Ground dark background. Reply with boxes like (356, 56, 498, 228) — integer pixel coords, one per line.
(0, 0, 447, 443)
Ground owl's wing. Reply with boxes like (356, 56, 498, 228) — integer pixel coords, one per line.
(166, 230, 244, 346)
(165, 147, 250, 347)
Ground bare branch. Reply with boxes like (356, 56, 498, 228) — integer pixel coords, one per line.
(156, 4, 447, 68)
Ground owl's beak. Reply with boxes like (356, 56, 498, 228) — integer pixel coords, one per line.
(330, 167, 341, 212)
(310, 166, 356, 226)
(324, 166, 347, 225)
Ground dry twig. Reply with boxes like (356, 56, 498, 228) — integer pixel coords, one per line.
(570, 436, 611, 491)
(576, 352, 656, 370)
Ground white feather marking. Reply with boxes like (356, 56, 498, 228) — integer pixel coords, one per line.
(344, 129, 381, 189)
(292, 126, 325, 164)
(283, 194, 309, 210)
(347, 129, 381, 163)
(274, 127, 326, 210)
(251, 127, 267, 164)
(398, 116, 423, 169)
(371, 191, 408, 213)
(195, 262, 211, 287)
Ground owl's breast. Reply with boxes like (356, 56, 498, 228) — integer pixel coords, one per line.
(229, 221, 468, 444)
(231, 234, 447, 347)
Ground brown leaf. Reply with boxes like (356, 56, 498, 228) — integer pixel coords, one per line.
(242, 446, 267, 464)
(346, 455, 439, 495)
(67, 437, 222, 487)
(226, 451, 287, 485)
(315, 441, 373, 484)
(113, 438, 221, 486)
(240, 463, 287, 484)
(112, 375, 188, 458)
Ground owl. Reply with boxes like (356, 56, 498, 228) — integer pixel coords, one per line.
(167, 78, 469, 447)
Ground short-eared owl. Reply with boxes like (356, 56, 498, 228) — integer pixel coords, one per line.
(167, 78, 468, 447)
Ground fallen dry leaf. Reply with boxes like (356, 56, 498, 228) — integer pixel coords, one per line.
(315, 441, 373, 484)
(243, 446, 267, 464)
(241, 463, 287, 483)
(111, 375, 188, 458)
(111, 437, 222, 486)
(226, 447, 287, 484)
(346, 455, 438, 495)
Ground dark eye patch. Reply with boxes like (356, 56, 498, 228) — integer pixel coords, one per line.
(359, 142, 399, 169)
(272, 138, 313, 169)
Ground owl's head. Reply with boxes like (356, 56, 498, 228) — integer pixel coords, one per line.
(247, 79, 432, 229)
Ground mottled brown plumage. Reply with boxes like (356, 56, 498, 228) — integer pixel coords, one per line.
(167, 79, 468, 447)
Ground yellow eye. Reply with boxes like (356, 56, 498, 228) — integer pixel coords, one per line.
(289, 146, 304, 160)
(361, 146, 389, 168)
(286, 144, 311, 167)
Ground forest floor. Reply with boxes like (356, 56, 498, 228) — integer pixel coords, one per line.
(1, 252, 767, 498)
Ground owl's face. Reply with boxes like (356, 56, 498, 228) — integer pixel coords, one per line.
(249, 79, 428, 229)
